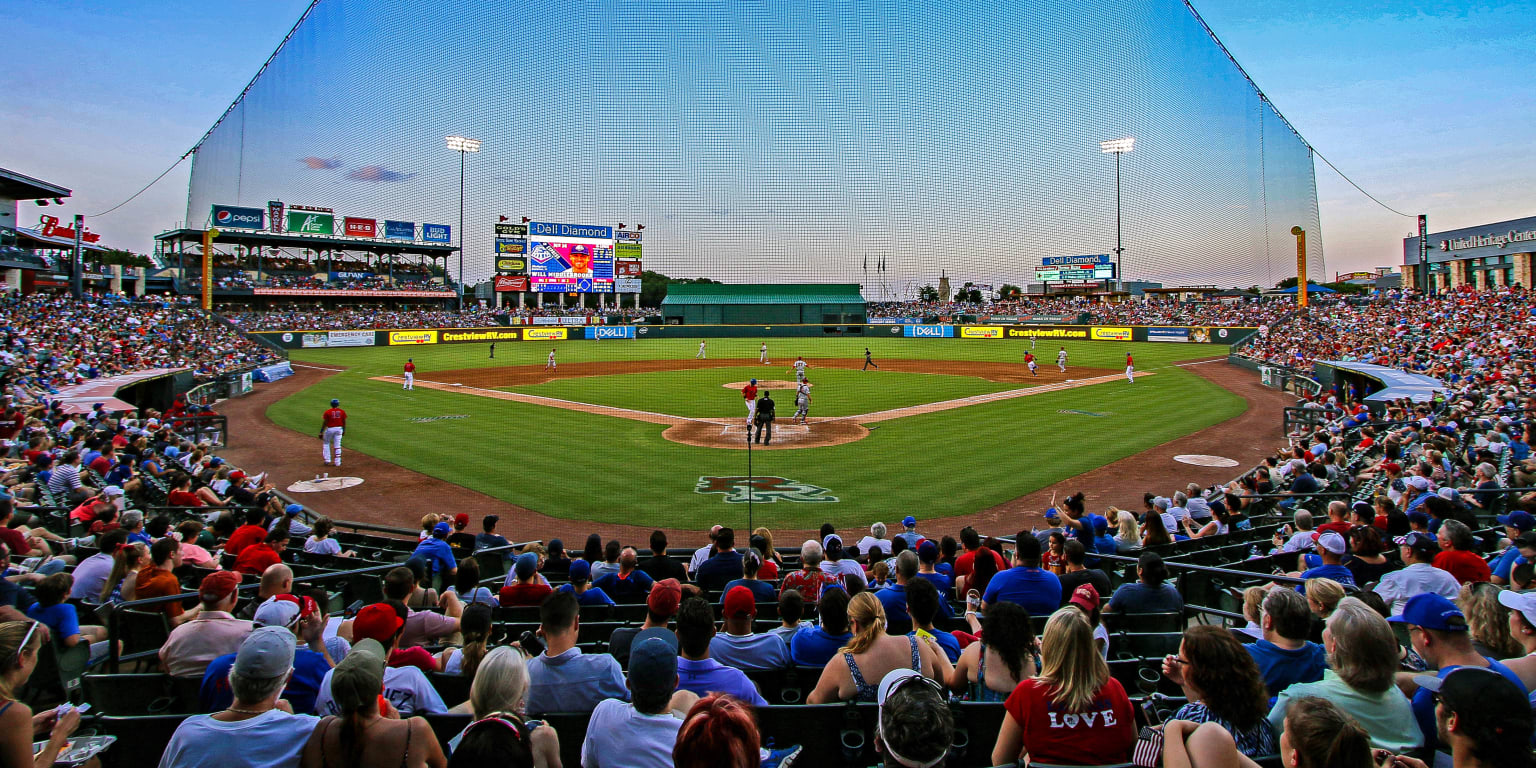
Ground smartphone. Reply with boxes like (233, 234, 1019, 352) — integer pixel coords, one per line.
(519, 630, 545, 657)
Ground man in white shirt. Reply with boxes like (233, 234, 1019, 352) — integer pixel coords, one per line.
(709, 586, 790, 671)
(1274, 510, 1317, 554)
(582, 636, 698, 768)
(1374, 532, 1461, 616)
(157, 627, 319, 767)
(818, 534, 867, 588)
(856, 522, 893, 561)
(689, 525, 722, 574)
(313, 605, 446, 716)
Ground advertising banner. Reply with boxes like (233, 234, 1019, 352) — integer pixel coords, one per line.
(531, 317, 561, 325)
(527, 240, 614, 279)
(495, 238, 526, 254)
(1037, 264, 1115, 282)
(1005, 326, 1089, 339)
(528, 221, 614, 240)
(327, 330, 375, 347)
(1042, 254, 1112, 266)
(530, 277, 611, 293)
(615, 260, 642, 277)
(496, 257, 528, 273)
(615, 242, 642, 260)
(1090, 326, 1133, 341)
(422, 224, 452, 243)
(558, 317, 589, 326)
(1147, 327, 1190, 343)
(960, 326, 1003, 339)
(286, 210, 335, 235)
(254, 288, 451, 298)
(523, 328, 568, 341)
(383, 220, 416, 240)
(616, 230, 643, 242)
(615, 278, 642, 293)
(343, 217, 377, 238)
(300, 333, 329, 349)
(211, 204, 265, 230)
(388, 330, 439, 345)
(870, 317, 919, 324)
(493, 276, 529, 292)
(494, 223, 528, 236)
(441, 328, 521, 343)
(267, 201, 284, 232)
(903, 325, 955, 338)
(586, 326, 637, 340)
(329, 271, 374, 281)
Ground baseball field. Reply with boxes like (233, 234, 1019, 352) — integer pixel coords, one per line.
(266, 337, 1244, 530)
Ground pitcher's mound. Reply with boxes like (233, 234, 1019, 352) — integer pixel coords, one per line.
(664, 418, 867, 450)
(287, 476, 365, 492)
(722, 380, 804, 391)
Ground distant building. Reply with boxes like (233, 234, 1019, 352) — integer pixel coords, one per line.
(1403, 216, 1534, 291)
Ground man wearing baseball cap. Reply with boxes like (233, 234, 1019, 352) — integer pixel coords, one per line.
(268, 503, 311, 539)
(896, 516, 922, 548)
(581, 636, 698, 768)
(446, 512, 477, 556)
(199, 594, 331, 713)
(608, 578, 681, 665)
(409, 521, 458, 581)
(315, 603, 446, 716)
(1492, 517, 1536, 585)
(1292, 531, 1354, 591)
(1389, 593, 1528, 753)
(709, 585, 790, 671)
(557, 559, 616, 607)
(160, 627, 320, 767)
(1412, 666, 1535, 768)
(1373, 531, 1461, 615)
(875, 668, 953, 768)
(160, 570, 251, 677)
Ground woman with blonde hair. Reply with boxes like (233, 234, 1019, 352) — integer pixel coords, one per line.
(991, 610, 1135, 766)
(448, 646, 560, 766)
(1460, 581, 1520, 658)
(1112, 508, 1140, 553)
(0, 621, 88, 768)
(751, 526, 784, 572)
(807, 591, 950, 703)
(1304, 578, 1346, 620)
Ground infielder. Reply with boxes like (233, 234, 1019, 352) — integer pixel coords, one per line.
(794, 379, 811, 424)
(402, 358, 415, 390)
(1024, 351, 1038, 376)
(791, 356, 807, 382)
(759, 342, 769, 365)
(1125, 352, 1135, 383)
(697, 340, 707, 359)
(545, 348, 557, 371)
(1057, 346, 1068, 373)
(320, 398, 346, 467)
(742, 378, 759, 425)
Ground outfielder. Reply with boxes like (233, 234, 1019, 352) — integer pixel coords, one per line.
(489, 342, 495, 359)
(742, 378, 759, 425)
(863, 347, 879, 370)
(1125, 352, 1135, 383)
(545, 348, 557, 371)
(1057, 346, 1068, 373)
(791, 356, 808, 382)
(402, 358, 415, 390)
(794, 379, 811, 424)
(697, 340, 707, 359)
(320, 398, 346, 467)
(759, 342, 769, 365)
(1024, 351, 1038, 376)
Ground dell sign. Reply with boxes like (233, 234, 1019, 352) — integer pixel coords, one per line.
(903, 325, 954, 338)
(585, 326, 637, 340)
(211, 205, 265, 230)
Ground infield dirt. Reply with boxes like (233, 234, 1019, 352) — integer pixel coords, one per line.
(428, 357, 1114, 388)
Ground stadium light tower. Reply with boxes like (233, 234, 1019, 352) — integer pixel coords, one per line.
(1100, 137, 1134, 289)
(446, 135, 481, 310)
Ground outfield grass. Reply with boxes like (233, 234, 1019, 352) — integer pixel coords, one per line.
(273, 337, 1242, 528)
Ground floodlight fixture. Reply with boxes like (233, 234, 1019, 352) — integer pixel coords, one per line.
(445, 135, 481, 153)
(1100, 137, 1134, 154)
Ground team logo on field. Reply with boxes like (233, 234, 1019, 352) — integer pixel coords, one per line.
(694, 476, 839, 504)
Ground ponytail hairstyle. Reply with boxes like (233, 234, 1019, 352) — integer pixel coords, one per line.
(1064, 492, 1086, 516)
(311, 516, 334, 541)
(102, 541, 147, 602)
(0, 621, 43, 701)
(1283, 696, 1374, 768)
(458, 604, 493, 678)
(741, 548, 762, 579)
(839, 591, 887, 655)
(1138, 551, 1169, 587)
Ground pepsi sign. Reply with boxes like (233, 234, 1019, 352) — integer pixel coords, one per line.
(422, 224, 452, 243)
(211, 205, 264, 230)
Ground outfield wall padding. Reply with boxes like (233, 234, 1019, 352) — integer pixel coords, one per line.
(249, 325, 1257, 350)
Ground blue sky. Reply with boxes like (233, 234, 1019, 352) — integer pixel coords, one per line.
(3, 0, 1532, 283)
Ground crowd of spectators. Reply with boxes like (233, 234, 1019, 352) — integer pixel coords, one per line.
(225, 308, 507, 331)
(867, 295, 1298, 328)
(0, 286, 1530, 767)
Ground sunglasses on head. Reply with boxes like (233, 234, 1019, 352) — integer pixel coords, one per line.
(14, 621, 38, 661)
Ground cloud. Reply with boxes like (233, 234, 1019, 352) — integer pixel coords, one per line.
(347, 165, 417, 182)
(298, 156, 342, 170)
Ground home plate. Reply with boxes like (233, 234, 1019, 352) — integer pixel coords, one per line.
(287, 477, 365, 493)
(718, 424, 812, 441)
(1173, 454, 1240, 467)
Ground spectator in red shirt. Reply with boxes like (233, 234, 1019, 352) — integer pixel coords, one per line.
(954, 526, 1007, 578)
(223, 508, 270, 557)
(234, 528, 289, 576)
(1315, 501, 1353, 539)
(499, 553, 553, 607)
(165, 474, 203, 507)
(1434, 520, 1492, 584)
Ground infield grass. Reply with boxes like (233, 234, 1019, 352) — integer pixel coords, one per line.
(273, 337, 1243, 528)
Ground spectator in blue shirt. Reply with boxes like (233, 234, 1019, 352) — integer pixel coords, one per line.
(557, 559, 615, 607)
(905, 575, 960, 663)
(675, 596, 767, 705)
(472, 514, 511, 554)
(875, 551, 920, 627)
(790, 587, 852, 667)
(525, 591, 629, 715)
(693, 527, 744, 594)
(721, 548, 776, 604)
(1244, 588, 1326, 698)
(1293, 531, 1355, 591)
(981, 532, 1062, 618)
(1491, 517, 1536, 585)
(592, 546, 656, 601)
(410, 522, 458, 581)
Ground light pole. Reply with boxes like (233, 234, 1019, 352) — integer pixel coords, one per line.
(446, 135, 481, 310)
(1100, 137, 1134, 292)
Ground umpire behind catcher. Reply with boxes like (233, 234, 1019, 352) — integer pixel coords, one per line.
(754, 390, 776, 445)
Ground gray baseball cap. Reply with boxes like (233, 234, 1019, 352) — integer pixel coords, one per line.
(233, 625, 297, 679)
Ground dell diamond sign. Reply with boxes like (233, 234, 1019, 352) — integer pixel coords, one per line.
(211, 205, 265, 230)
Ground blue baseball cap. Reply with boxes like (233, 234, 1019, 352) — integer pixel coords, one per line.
(750, 378, 757, 385)
(902, 516, 916, 528)
(432, 521, 451, 536)
(1091, 514, 1109, 534)
(1498, 511, 1536, 532)
(513, 552, 538, 579)
(331, 399, 340, 407)
(1044, 507, 1059, 520)
(285, 504, 304, 516)
(1388, 593, 1468, 631)
(1406, 511, 1430, 527)
(569, 558, 592, 583)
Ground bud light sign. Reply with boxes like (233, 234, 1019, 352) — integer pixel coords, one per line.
(422, 224, 452, 243)
(211, 205, 264, 230)
(903, 325, 954, 338)
(585, 326, 636, 340)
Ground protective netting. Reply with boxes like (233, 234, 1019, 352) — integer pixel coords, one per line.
(186, 0, 1324, 291)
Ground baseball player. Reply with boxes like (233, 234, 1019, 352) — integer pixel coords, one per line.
(402, 358, 415, 390)
(697, 340, 707, 359)
(545, 348, 557, 371)
(794, 379, 811, 425)
(742, 378, 759, 425)
(1057, 346, 1068, 373)
(1024, 351, 1038, 376)
(862, 347, 879, 371)
(1125, 352, 1135, 383)
(489, 342, 495, 359)
(320, 399, 346, 467)
(753, 390, 776, 445)
(759, 342, 769, 365)
(791, 356, 808, 382)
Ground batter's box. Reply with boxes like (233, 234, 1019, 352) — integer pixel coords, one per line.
(719, 424, 812, 439)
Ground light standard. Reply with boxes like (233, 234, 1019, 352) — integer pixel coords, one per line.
(1099, 137, 1134, 291)
(445, 135, 481, 310)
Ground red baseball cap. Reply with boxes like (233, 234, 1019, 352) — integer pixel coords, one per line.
(1069, 584, 1100, 614)
(272, 593, 318, 619)
(454, 513, 470, 527)
(353, 603, 404, 644)
(723, 585, 757, 618)
(198, 571, 241, 602)
(648, 579, 682, 617)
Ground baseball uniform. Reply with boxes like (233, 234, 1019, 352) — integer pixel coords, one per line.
(742, 382, 759, 425)
(760, 343, 769, 364)
(793, 359, 807, 381)
(794, 382, 810, 423)
(321, 405, 346, 466)
(546, 349, 557, 370)
(697, 341, 706, 359)
(402, 360, 415, 390)
(1024, 352, 1037, 375)
(1057, 348, 1068, 373)
(1126, 353, 1135, 383)
(863, 348, 878, 370)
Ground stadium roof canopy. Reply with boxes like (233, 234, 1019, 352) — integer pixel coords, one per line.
(0, 167, 70, 201)
(662, 283, 865, 306)
(154, 228, 457, 257)
(1321, 361, 1448, 404)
